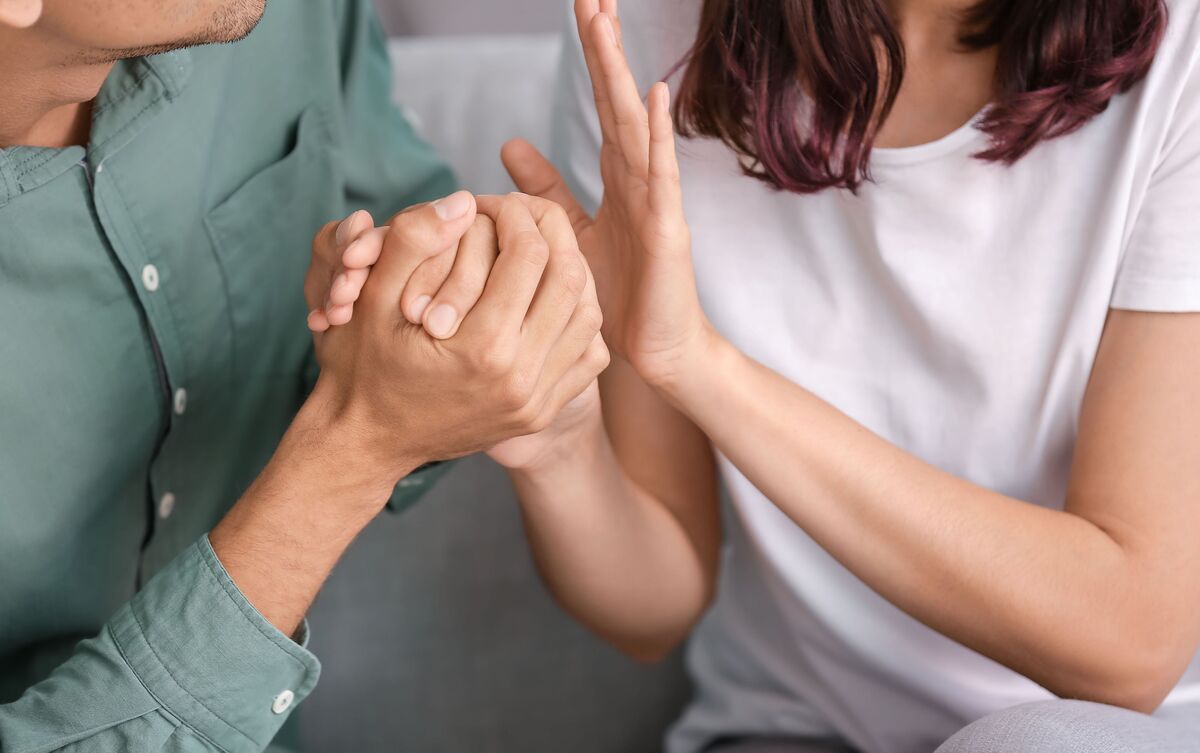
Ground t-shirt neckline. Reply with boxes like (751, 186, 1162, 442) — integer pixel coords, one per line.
(869, 106, 991, 167)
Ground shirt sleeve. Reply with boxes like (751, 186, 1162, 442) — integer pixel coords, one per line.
(1111, 41, 1200, 312)
(335, 0, 459, 218)
(0, 536, 318, 753)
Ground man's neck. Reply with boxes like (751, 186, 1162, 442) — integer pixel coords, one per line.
(0, 29, 112, 149)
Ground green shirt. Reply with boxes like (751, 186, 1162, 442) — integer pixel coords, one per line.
(0, 2, 455, 751)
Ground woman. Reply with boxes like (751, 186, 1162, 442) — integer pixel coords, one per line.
(316, 0, 1200, 750)
(505, 0, 1200, 748)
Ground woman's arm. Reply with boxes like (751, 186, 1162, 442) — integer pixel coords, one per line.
(663, 308, 1200, 711)
(504, 355, 721, 662)
(515, 2, 1200, 709)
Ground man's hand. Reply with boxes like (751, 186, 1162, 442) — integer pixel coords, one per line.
(311, 192, 609, 483)
(308, 192, 611, 474)
(211, 191, 607, 636)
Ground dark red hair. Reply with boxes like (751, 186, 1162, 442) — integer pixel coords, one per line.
(673, 0, 1169, 193)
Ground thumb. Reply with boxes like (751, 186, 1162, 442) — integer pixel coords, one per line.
(501, 139, 593, 235)
(362, 190, 477, 316)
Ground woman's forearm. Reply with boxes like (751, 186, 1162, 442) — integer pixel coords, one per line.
(506, 416, 713, 661)
(660, 331, 1182, 709)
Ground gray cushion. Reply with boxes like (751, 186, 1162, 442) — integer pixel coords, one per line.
(302, 456, 691, 751)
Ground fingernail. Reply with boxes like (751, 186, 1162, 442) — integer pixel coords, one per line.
(335, 213, 357, 245)
(600, 14, 617, 45)
(425, 303, 458, 337)
(433, 191, 472, 221)
(410, 295, 432, 322)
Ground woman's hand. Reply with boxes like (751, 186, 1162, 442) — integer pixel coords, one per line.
(504, 0, 713, 389)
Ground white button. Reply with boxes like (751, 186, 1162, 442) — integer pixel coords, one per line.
(271, 689, 295, 715)
(94, 162, 104, 174)
(141, 264, 160, 292)
(158, 492, 176, 520)
(173, 388, 188, 416)
(397, 477, 423, 488)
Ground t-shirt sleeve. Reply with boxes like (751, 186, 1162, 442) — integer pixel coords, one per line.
(1111, 41, 1200, 312)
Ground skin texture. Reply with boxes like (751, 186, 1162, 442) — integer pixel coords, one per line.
(1, 2, 607, 636)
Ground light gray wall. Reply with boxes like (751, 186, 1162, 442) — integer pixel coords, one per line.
(373, 0, 563, 36)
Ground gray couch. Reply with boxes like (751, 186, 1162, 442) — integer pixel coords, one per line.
(299, 29, 693, 752)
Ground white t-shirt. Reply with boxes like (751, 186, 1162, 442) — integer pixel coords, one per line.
(551, 2, 1200, 752)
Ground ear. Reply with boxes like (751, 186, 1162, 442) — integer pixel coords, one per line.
(0, 0, 43, 29)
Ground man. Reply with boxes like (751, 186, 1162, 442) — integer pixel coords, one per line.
(0, 1, 602, 751)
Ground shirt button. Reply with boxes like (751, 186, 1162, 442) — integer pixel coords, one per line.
(272, 689, 295, 715)
(158, 492, 176, 520)
(141, 264, 160, 292)
(398, 477, 423, 489)
(173, 388, 188, 416)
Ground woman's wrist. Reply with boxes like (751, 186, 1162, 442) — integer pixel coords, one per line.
(652, 323, 738, 413)
(504, 410, 610, 486)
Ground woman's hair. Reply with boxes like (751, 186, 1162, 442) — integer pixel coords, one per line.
(673, 0, 1169, 193)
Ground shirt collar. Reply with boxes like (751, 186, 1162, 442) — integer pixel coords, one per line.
(0, 49, 192, 208)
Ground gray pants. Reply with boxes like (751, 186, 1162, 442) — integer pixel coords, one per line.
(709, 700, 1200, 753)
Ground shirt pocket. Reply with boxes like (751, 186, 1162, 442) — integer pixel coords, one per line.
(205, 104, 344, 377)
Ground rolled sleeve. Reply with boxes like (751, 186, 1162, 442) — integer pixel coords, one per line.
(386, 460, 457, 515)
(108, 536, 320, 752)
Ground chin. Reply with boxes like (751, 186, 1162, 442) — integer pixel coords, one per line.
(199, 0, 268, 45)
(73, 0, 267, 64)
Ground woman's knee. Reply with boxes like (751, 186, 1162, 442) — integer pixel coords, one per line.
(934, 699, 1177, 753)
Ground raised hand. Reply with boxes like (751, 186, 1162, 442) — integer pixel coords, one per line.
(502, 0, 711, 389)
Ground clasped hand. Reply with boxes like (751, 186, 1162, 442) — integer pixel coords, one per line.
(304, 0, 712, 485)
(303, 190, 609, 485)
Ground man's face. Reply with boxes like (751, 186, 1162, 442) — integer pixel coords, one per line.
(37, 0, 266, 61)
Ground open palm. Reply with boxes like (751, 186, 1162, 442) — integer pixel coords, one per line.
(503, 0, 710, 389)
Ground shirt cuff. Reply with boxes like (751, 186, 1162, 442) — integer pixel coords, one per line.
(386, 458, 456, 514)
(107, 536, 320, 753)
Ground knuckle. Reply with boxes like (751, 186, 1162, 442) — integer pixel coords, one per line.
(545, 201, 570, 228)
(502, 192, 527, 212)
(498, 371, 537, 411)
(558, 256, 588, 297)
(578, 303, 605, 334)
(513, 231, 550, 265)
(471, 213, 498, 238)
(590, 340, 612, 372)
(470, 343, 513, 376)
